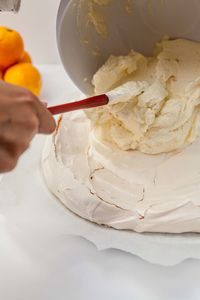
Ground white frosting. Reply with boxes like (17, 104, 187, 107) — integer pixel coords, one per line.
(88, 39, 200, 154)
(42, 38, 200, 233)
(42, 111, 200, 233)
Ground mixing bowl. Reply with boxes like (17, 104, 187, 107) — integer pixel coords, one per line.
(57, 0, 200, 94)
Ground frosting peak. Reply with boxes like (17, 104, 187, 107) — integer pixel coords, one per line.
(88, 39, 200, 154)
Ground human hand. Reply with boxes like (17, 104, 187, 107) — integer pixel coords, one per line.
(0, 81, 56, 172)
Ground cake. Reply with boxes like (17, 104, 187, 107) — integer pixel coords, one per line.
(42, 38, 200, 233)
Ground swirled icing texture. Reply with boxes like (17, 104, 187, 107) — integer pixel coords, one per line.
(87, 39, 200, 154)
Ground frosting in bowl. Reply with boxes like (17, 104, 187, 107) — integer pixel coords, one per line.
(88, 38, 200, 154)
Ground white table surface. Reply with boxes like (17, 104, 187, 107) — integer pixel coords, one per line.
(0, 65, 200, 300)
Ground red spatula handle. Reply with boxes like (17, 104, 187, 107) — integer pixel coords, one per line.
(48, 94, 109, 115)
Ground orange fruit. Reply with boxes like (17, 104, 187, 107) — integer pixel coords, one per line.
(20, 51, 32, 63)
(4, 63, 42, 96)
(0, 27, 24, 69)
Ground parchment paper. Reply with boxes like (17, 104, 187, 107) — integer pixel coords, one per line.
(0, 136, 200, 266)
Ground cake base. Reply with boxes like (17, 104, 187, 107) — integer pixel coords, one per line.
(42, 111, 200, 233)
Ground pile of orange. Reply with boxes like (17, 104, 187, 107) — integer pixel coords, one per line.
(0, 26, 41, 96)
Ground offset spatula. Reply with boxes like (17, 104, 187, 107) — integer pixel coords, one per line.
(48, 82, 135, 115)
(48, 94, 109, 115)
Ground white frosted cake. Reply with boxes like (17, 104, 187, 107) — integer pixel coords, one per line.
(42, 38, 200, 233)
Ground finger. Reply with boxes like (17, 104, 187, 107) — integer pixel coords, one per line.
(2, 86, 56, 135)
(0, 138, 28, 158)
(0, 122, 36, 144)
(0, 146, 17, 173)
(9, 100, 39, 128)
(30, 94, 56, 134)
(0, 124, 31, 156)
(37, 104, 56, 134)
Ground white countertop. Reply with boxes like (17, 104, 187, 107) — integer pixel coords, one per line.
(0, 65, 200, 300)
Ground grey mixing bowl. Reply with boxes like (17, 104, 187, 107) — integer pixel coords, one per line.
(57, 0, 200, 94)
